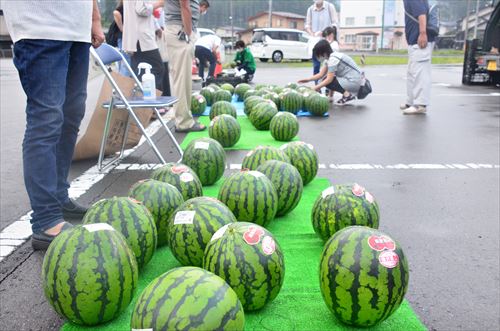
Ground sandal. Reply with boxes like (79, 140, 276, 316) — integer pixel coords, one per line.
(336, 94, 355, 105)
(175, 122, 206, 133)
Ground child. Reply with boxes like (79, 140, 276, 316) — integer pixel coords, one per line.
(233, 40, 256, 82)
(322, 26, 339, 101)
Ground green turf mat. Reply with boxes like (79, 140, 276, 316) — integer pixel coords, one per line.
(62, 178, 426, 331)
(180, 116, 298, 150)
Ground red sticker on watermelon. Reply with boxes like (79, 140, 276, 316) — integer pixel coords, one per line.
(261, 236, 276, 255)
(243, 226, 265, 246)
(378, 250, 399, 268)
(365, 191, 375, 204)
(352, 183, 365, 197)
(171, 165, 188, 174)
(367, 235, 396, 251)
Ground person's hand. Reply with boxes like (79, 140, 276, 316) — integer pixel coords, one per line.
(418, 32, 428, 49)
(314, 31, 322, 37)
(313, 85, 321, 92)
(156, 29, 163, 39)
(297, 79, 309, 84)
(91, 19, 105, 48)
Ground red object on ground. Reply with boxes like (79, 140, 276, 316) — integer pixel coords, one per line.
(153, 8, 161, 19)
(214, 51, 222, 76)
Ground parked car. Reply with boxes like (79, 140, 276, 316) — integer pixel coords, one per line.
(250, 28, 311, 63)
(198, 28, 216, 38)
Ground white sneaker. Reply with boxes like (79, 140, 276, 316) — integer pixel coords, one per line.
(403, 105, 427, 115)
(399, 103, 411, 110)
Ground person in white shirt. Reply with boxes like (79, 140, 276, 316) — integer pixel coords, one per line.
(322, 26, 340, 101)
(2, 0, 104, 250)
(194, 34, 222, 80)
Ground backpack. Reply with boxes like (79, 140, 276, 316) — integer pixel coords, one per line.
(405, 3, 440, 38)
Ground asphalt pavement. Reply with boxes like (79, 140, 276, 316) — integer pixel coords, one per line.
(0, 60, 499, 331)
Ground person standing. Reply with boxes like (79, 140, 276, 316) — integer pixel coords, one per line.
(123, 0, 165, 91)
(401, 0, 436, 115)
(195, 33, 222, 80)
(164, 0, 206, 132)
(305, 0, 339, 83)
(2, 0, 105, 249)
(113, 0, 133, 77)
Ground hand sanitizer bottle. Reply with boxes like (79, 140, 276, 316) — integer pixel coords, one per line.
(137, 63, 156, 100)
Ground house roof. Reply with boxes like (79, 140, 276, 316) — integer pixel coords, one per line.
(248, 11, 306, 22)
(216, 26, 246, 32)
(355, 31, 379, 36)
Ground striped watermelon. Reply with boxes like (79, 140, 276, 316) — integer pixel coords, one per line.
(182, 137, 226, 186)
(302, 91, 320, 112)
(272, 86, 284, 94)
(131, 267, 245, 330)
(203, 222, 285, 311)
(82, 197, 157, 269)
(263, 92, 281, 109)
(256, 88, 272, 97)
(285, 82, 299, 89)
(281, 141, 318, 185)
(43, 224, 138, 325)
(208, 83, 221, 91)
(218, 171, 278, 226)
(269, 112, 299, 141)
(210, 100, 237, 120)
(235, 83, 251, 101)
(243, 89, 258, 100)
(151, 163, 203, 200)
(249, 102, 278, 130)
(255, 83, 271, 91)
(200, 87, 215, 106)
(168, 197, 237, 266)
(209, 114, 241, 148)
(191, 93, 207, 115)
(129, 179, 184, 247)
(256, 160, 303, 216)
(220, 83, 235, 95)
(213, 89, 232, 103)
(312, 184, 380, 241)
(307, 94, 329, 116)
(320, 226, 409, 327)
(241, 145, 290, 171)
(244, 96, 264, 116)
(280, 90, 303, 114)
(297, 86, 314, 94)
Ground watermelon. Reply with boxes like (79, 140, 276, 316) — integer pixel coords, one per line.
(209, 114, 241, 148)
(243, 95, 264, 116)
(210, 100, 237, 120)
(307, 94, 329, 116)
(131, 267, 245, 330)
(151, 163, 203, 201)
(312, 183, 380, 241)
(168, 197, 237, 266)
(249, 102, 278, 130)
(263, 92, 281, 109)
(320, 226, 409, 327)
(255, 83, 270, 91)
(43, 224, 138, 325)
(129, 179, 184, 247)
(256, 160, 303, 216)
(220, 83, 235, 94)
(213, 89, 232, 103)
(269, 112, 299, 142)
(256, 89, 272, 97)
(235, 83, 252, 101)
(191, 93, 207, 115)
(200, 87, 215, 106)
(272, 86, 284, 94)
(203, 222, 285, 311)
(208, 83, 221, 91)
(297, 86, 314, 94)
(218, 171, 278, 226)
(241, 145, 290, 171)
(182, 137, 226, 186)
(83, 197, 157, 269)
(281, 141, 318, 185)
(280, 90, 303, 114)
(285, 82, 299, 89)
(243, 89, 258, 100)
(302, 90, 320, 112)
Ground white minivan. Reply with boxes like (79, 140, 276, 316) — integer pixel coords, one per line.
(250, 28, 311, 63)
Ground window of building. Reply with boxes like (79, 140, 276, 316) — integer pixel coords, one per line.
(365, 16, 376, 25)
(345, 34, 356, 43)
(276, 19, 282, 27)
(345, 17, 355, 26)
(289, 20, 298, 29)
(360, 35, 374, 50)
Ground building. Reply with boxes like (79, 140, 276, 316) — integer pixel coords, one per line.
(215, 26, 246, 48)
(339, 0, 407, 51)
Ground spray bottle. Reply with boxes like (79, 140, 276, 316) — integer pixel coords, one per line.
(137, 63, 156, 100)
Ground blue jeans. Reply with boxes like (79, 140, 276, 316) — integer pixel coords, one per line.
(312, 54, 321, 84)
(13, 40, 90, 233)
(117, 38, 132, 77)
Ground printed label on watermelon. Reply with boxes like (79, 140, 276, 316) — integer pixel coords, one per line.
(209, 120, 215, 127)
(368, 235, 396, 251)
(261, 236, 276, 255)
(171, 165, 188, 174)
(194, 141, 210, 150)
(246, 150, 254, 157)
(174, 211, 196, 225)
(83, 223, 115, 233)
(243, 226, 265, 245)
(322, 186, 335, 198)
(180, 173, 194, 183)
(198, 97, 204, 103)
(249, 171, 265, 178)
(132, 329, 153, 331)
(279, 144, 288, 150)
(211, 224, 230, 242)
(352, 183, 365, 197)
(379, 250, 399, 268)
(307, 144, 314, 150)
(365, 191, 375, 204)
(128, 197, 142, 204)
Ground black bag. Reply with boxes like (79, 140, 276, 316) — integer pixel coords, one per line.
(106, 21, 120, 47)
(357, 78, 372, 99)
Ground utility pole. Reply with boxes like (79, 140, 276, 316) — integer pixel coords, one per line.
(464, 0, 471, 43)
(473, 0, 480, 38)
(380, 0, 386, 52)
(230, 0, 234, 48)
(268, 0, 273, 28)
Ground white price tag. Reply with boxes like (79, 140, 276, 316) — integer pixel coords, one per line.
(322, 186, 335, 198)
(211, 224, 230, 242)
(307, 144, 314, 150)
(194, 141, 210, 150)
(83, 223, 114, 233)
(249, 171, 265, 178)
(174, 211, 196, 225)
(180, 173, 194, 183)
